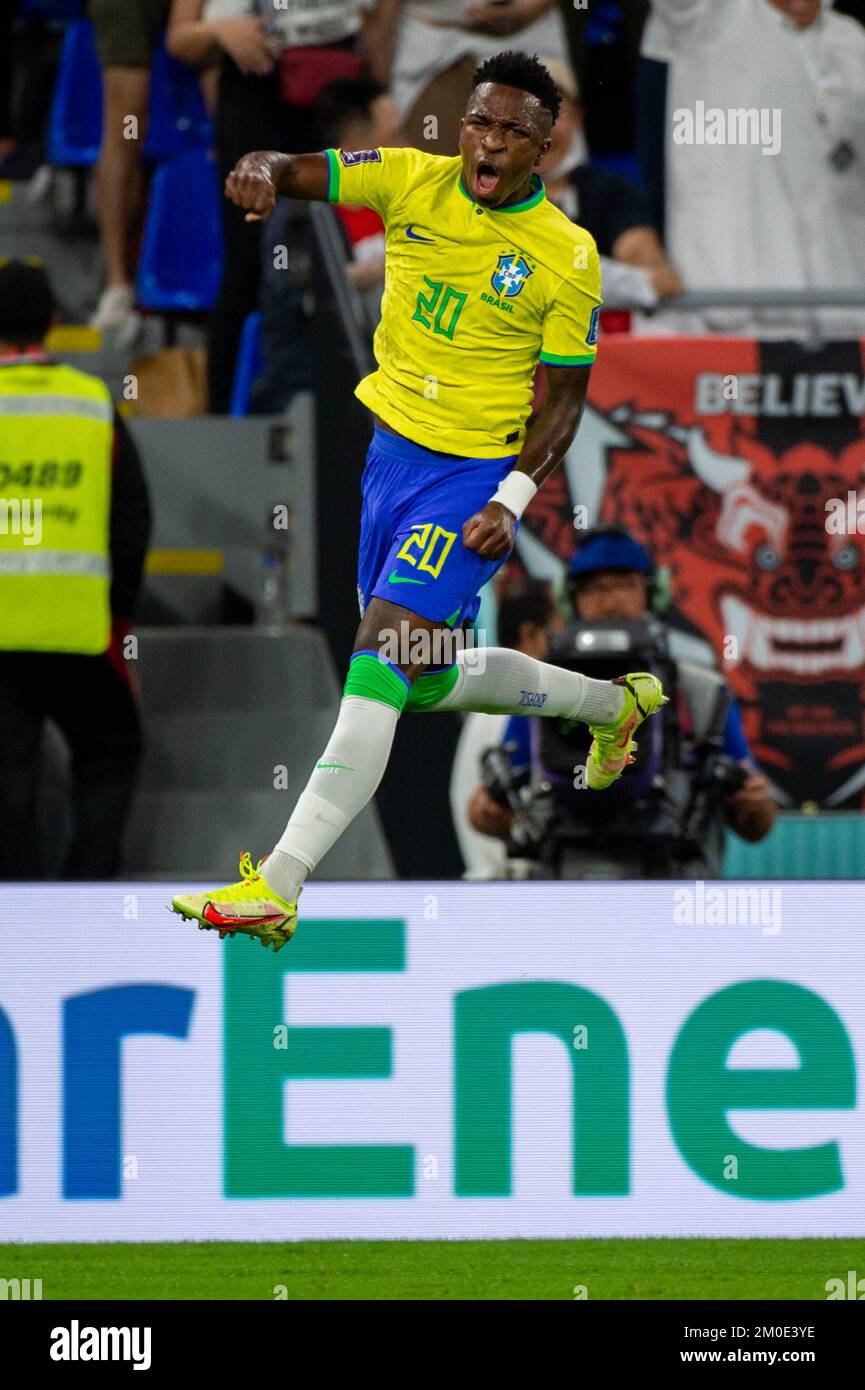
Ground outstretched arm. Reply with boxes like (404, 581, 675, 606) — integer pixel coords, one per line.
(454, 0, 558, 36)
(463, 363, 592, 560)
(612, 226, 683, 298)
(167, 0, 279, 74)
(647, 0, 712, 27)
(225, 151, 331, 222)
(360, 0, 401, 85)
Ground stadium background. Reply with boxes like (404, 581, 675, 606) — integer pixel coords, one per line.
(1, 0, 865, 1301)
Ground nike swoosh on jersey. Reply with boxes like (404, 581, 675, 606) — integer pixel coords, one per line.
(388, 570, 426, 585)
(405, 224, 435, 243)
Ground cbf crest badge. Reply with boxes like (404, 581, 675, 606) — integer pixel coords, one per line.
(491, 252, 533, 299)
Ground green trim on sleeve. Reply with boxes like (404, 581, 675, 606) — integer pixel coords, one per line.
(324, 147, 341, 204)
(538, 351, 597, 367)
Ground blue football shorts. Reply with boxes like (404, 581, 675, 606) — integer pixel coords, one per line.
(357, 424, 520, 628)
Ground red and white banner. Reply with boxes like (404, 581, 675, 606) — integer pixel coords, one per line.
(522, 339, 865, 810)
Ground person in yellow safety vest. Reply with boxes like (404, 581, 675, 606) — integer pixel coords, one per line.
(0, 259, 152, 880)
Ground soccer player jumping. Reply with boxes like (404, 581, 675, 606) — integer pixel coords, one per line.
(171, 51, 666, 950)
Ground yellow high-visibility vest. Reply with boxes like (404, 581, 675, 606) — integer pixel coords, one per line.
(0, 360, 113, 654)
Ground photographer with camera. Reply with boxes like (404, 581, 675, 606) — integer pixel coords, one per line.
(466, 528, 777, 879)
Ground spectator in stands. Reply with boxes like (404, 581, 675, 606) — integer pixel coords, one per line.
(0, 260, 151, 880)
(1, 0, 61, 182)
(0, 1, 19, 174)
(642, 0, 865, 336)
(538, 58, 682, 309)
(450, 578, 562, 878)
(317, 76, 402, 294)
(168, 0, 385, 413)
(89, 0, 172, 340)
(388, 0, 574, 155)
(560, 0, 650, 101)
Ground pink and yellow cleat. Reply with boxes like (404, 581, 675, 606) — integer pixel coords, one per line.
(586, 672, 668, 790)
(171, 851, 298, 952)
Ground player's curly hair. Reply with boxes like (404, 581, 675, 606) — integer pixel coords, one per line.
(469, 50, 561, 124)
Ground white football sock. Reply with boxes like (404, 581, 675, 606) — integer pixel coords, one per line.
(433, 647, 625, 724)
(263, 694, 399, 902)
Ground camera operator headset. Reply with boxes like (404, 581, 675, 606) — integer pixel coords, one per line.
(468, 528, 777, 878)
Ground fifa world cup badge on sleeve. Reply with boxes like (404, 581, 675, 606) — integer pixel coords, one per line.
(339, 150, 382, 167)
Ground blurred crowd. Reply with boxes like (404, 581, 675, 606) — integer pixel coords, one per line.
(3, 0, 865, 412)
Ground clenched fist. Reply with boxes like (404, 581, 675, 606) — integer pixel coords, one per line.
(463, 500, 516, 561)
(225, 153, 278, 222)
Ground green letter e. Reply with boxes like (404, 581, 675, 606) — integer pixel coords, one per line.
(667, 981, 855, 1200)
(225, 920, 413, 1197)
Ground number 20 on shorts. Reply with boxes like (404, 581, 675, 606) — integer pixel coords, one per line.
(396, 523, 457, 578)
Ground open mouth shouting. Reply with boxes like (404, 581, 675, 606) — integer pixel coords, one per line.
(473, 159, 501, 199)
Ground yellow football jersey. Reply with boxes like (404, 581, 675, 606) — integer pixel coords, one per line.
(325, 145, 602, 459)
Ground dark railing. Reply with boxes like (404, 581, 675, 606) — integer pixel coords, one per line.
(309, 202, 375, 378)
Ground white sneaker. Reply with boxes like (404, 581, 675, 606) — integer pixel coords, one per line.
(89, 284, 136, 332)
(26, 164, 55, 205)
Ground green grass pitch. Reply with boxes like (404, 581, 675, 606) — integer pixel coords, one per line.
(3, 1238, 863, 1300)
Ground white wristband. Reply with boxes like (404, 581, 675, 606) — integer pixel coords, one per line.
(489, 470, 538, 519)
